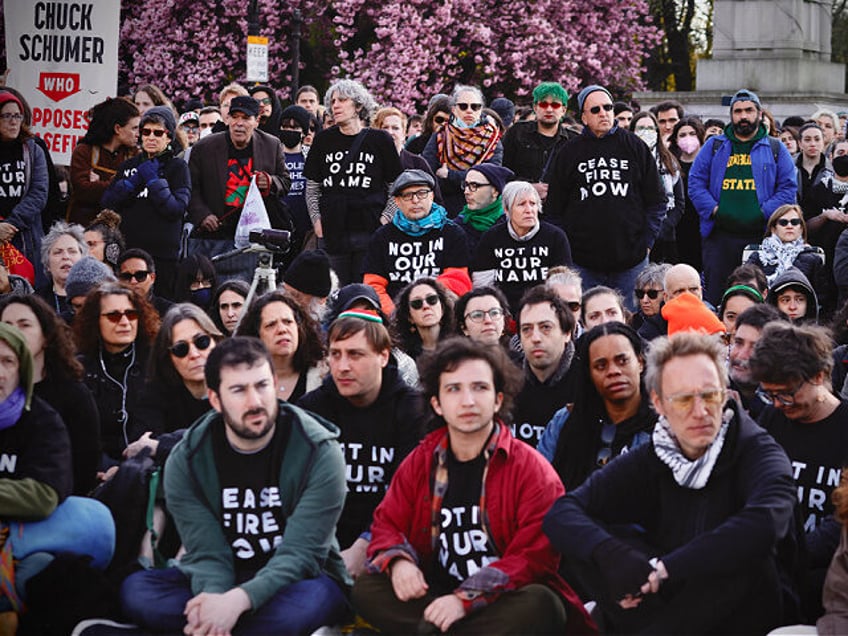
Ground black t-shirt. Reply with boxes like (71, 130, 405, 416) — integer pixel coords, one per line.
(759, 400, 848, 533)
(0, 141, 25, 219)
(212, 416, 291, 582)
(432, 448, 499, 591)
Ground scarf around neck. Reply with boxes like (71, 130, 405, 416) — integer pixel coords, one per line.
(759, 235, 807, 284)
(436, 120, 500, 171)
(392, 203, 448, 237)
(460, 197, 504, 232)
(652, 407, 732, 489)
(0, 386, 26, 431)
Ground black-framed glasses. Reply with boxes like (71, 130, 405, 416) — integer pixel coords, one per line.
(456, 103, 482, 112)
(776, 218, 802, 227)
(101, 309, 139, 323)
(596, 422, 616, 466)
(0, 113, 24, 122)
(635, 288, 661, 300)
(119, 270, 151, 283)
(756, 382, 806, 407)
(140, 128, 167, 138)
(169, 333, 213, 358)
(409, 294, 439, 310)
(588, 103, 614, 114)
(462, 180, 492, 193)
(465, 308, 505, 323)
(398, 188, 432, 202)
(433, 115, 449, 125)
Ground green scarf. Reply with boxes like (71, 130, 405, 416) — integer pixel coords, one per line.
(459, 196, 504, 232)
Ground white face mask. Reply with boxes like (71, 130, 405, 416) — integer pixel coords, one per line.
(636, 128, 658, 149)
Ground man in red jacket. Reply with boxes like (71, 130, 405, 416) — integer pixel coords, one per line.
(351, 337, 595, 634)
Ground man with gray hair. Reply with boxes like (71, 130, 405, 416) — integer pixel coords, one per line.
(304, 79, 402, 285)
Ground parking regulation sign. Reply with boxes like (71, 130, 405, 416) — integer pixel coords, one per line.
(246, 35, 269, 83)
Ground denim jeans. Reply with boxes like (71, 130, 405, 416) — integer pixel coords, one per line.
(573, 256, 649, 313)
(120, 567, 349, 635)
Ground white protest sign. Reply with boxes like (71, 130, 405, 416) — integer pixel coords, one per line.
(4, 0, 121, 164)
(246, 35, 269, 83)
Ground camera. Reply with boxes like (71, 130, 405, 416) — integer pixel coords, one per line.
(249, 229, 291, 253)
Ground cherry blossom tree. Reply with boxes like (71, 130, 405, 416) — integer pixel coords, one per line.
(114, 0, 660, 110)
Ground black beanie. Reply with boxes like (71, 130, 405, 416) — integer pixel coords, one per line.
(469, 164, 514, 195)
(284, 249, 331, 297)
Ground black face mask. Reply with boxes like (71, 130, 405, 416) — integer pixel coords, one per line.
(833, 154, 848, 178)
(279, 130, 303, 149)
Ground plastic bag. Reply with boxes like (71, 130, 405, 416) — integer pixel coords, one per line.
(234, 175, 271, 248)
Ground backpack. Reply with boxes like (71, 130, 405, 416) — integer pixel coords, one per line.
(91, 449, 163, 581)
(711, 135, 782, 163)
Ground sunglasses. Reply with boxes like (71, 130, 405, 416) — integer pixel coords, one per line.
(169, 333, 213, 358)
(409, 294, 439, 310)
(257, 97, 272, 105)
(101, 309, 139, 323)
(118, 270, 150, 283)
(140, 128, 167, 138)
(663, 388, 725, 414)
(776, 218, 802, 227)
(596, 422, 616, 467)
(456, 103, 482, 112)
(588, 103, 614, 114)
(537, 101, 562, 110)
(433, 115, 449, 125)
(566, 301, 581, 313)
(635, 288, 661, 300)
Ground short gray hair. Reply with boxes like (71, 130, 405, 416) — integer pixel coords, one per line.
(501, 180, 540, 213)
(450, 85, 485, 108)
(546, 266, 582, 292)
(324, 79, 377, 121)
(41, 220, 88, 273)
(645, 332, 727, 398)
(635, 263, 671, 291)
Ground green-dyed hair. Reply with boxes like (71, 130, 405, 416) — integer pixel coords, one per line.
(532, 82, 569, 106)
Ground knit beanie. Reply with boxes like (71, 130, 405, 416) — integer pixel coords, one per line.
(65, 256, 116, 300)
(284, 249, 332, 297)
(280, 105, 311, 134)
(141, 106, 177, 137)
(577, 85, 613, 114)
(0, 92, 24, 113)
(0, 322, 34, 410)
(469, 164, 514, 195)
(490, 98, 515, 128)
(662, 292, 726, 336)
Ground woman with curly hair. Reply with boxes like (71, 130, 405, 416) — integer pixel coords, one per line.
(393, 277, 454, 360)
(84, 208, 125, 270)
(74, 281, 159, 469)
(236, 291, 325, 402)
(0, 294, 100, 494)
(67, 96, 140, 225)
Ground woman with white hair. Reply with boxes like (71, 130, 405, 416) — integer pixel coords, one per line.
(471, 180, 572, 314)
(303, 79, 402, 285)
(423, 84, 504, 216)
(35, 220, 88, 318)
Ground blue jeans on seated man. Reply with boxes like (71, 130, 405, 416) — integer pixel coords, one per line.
(120, 567, 349, 636)
(573, 256, 649, 313)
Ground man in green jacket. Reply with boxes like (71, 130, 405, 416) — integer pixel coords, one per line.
(120, 337, 350, 635)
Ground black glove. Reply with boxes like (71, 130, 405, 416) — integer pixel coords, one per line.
(591, 537, 653, 601)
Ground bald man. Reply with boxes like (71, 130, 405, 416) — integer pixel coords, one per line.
(639, 264, 712, 341)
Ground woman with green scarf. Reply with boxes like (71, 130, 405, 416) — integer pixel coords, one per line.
(454, 163, 514, 253)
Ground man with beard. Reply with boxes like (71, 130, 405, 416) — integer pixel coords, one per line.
(501, 82, 575, 201)
(727, 303, 783, 419)
(688, 89, 796, 305)
(120, 337, 350, 635)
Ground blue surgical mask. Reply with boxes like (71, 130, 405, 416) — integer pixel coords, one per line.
(189, 287, 212, 309)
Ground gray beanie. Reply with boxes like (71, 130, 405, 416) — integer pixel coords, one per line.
(65, 257, 116, 300)
(141, 106, 177, 138)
